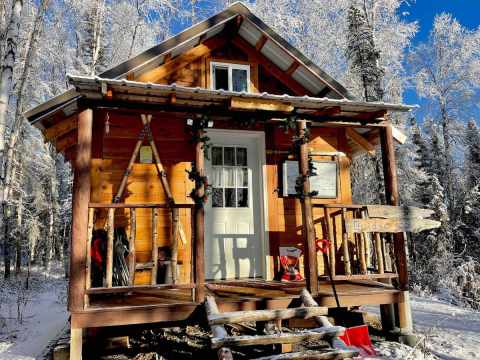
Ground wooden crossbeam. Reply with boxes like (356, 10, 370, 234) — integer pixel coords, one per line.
(43, 116, 77, 142)
(345, 128, 375, 155)
(286, 62, 300, 76)
(230, 97, 294, 112)
(255, 35, 268, 51)
(211, 327, 344, 349)
(208, 307, 328, 326)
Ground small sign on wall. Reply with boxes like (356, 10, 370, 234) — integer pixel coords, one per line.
(139, 145, 153, 164)
(282, 160, 338, 198)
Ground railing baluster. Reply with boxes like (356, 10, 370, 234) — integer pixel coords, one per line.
(341, 208, 352, 276)
(151, 208, 159, 285)
(358, 209, 368, 274)
(128, 208, 136, 286)
(375, 232, 385, 274)
(85, 208, 95, 307)
(106, 208, 114, 288)
(323, 207, 336, 277)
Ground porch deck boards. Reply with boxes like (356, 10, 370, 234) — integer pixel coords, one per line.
(73, 279, 400, 328)
(85, 279, 399, 314)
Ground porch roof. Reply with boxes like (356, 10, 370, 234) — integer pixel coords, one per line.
(27, 75, 415, 129)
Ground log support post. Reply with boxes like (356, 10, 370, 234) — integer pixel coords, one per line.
(70, 327, 83, 360)
(296, 120, 318, 296)
(193, 125, 206, 302)
(69, 108, 92, 359)
(380, 124, 413, 333)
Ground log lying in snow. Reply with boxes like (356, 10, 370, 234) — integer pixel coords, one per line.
(211, 326, 344, 349)
(252, 349, 359, 360)
(208, 307, 329, 325)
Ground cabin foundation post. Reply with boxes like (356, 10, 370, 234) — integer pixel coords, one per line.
(70, 327, 83, 360)
(193, 126, 206, 302)
(296, 120, 319, 296)
(69, 108, 93, 359)
(380, 124, 413, 333)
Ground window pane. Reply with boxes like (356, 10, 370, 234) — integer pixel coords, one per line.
(225, 188, 236, 207)
(237, 168, 248, 187)
(224, 167, 235, 187)
(211, 167, 222, 187)
(232, 68, 248, 92)
(212, 147, 223, 165)
(236, 147, 247, 166)
(212, 188, 223, 208)
(237, 188, 248, 207)
(224, 147, 235, 166)
(213, 66, 229, 90)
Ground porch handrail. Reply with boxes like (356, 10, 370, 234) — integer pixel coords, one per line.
(89, 202, 194, 209)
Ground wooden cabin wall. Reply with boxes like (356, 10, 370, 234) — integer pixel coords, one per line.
(100, 37, 354, 282)
(90, 110, 194, 285)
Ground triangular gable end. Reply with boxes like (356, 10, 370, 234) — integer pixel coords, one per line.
(99, 2, 353, 100)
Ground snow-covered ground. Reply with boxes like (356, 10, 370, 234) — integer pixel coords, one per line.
(0, 263, 69, 360)
(370, 295, 480, 360)
(0, 272, 478, 360)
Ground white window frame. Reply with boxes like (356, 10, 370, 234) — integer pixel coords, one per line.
(210, 61, 251, 92)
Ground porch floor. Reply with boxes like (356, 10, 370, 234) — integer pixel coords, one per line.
(75, 279, 401, 328)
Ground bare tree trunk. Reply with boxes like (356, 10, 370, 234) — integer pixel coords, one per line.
(15, 192, 23, 274)
(0, 0, 23, 279)
(90, 0, 105, 75)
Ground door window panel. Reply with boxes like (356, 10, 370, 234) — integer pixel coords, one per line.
(211, 146, 250, 208)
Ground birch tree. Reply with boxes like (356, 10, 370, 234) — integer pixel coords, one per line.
(409, 13, 480, 228)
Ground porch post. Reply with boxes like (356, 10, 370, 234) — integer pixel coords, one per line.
(69, 108, 93, 359)
(296, 120, 319, 296)
(380, 123, 412, 332)
(193, 126, 206, 303)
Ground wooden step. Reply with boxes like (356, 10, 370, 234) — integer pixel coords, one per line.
(252, 349, 359, 360)
(208, 307, 329, 326)
(211, 326, 344, 349)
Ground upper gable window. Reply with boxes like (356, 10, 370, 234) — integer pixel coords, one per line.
(211, 62, 250, 92)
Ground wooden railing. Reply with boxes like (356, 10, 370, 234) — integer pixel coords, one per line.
(315, 204, 398, 282)
(84, 202, 195, 304)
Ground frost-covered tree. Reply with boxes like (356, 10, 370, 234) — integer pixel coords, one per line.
(410, 13, 480, 224)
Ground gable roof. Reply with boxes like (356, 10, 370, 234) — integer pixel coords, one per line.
(99, 2, 352, 99)
(26, 2, 358, 124)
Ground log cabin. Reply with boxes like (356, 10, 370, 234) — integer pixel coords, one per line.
(25, 3, 439, 359)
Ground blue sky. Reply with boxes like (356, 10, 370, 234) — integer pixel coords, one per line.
(400, 1, 480, 109)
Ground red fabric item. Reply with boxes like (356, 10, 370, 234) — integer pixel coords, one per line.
(339, 325, 376, 357)
(315, 239, 330, 254)
(91, 238, 103, 267)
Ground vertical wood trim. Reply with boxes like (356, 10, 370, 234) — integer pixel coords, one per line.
(128, 208, 136, 285)
(341, 208, 352, 276)
(296, 121, 318, 295)
(151, 208, 159, 285)
(171, 207, 179, 284)
(106, 208, 114, 288)
(323, 207, 335, 277)
(194, 128, 206, 302)
(380, 125, 408, 290)
(69, 109, 92, 312)
(84, 208, 94, 308)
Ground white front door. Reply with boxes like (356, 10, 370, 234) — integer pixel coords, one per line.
(205, 130, 265, 280)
